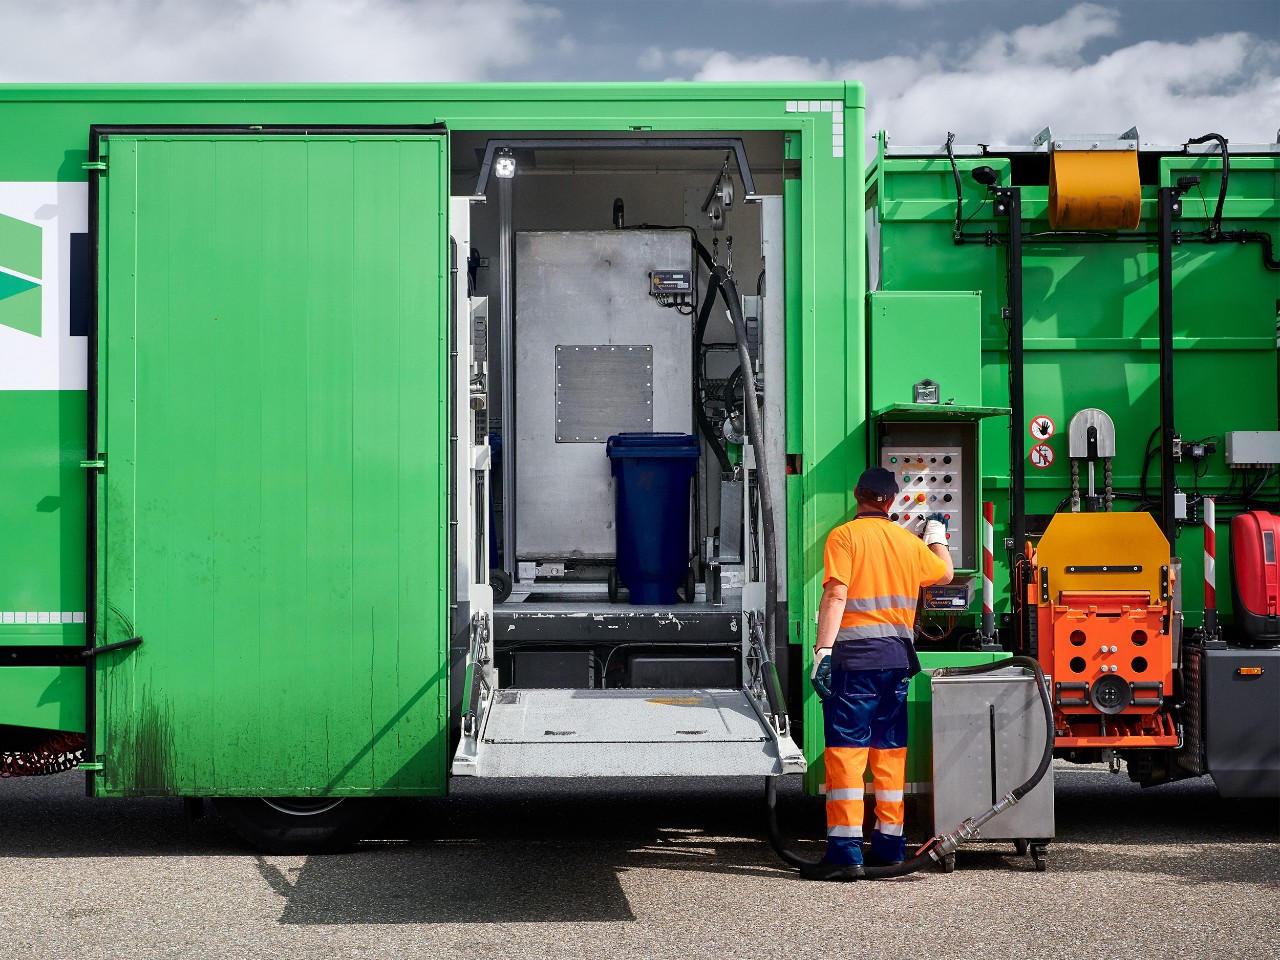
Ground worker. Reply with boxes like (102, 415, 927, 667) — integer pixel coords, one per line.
(802, 466, 953, 881)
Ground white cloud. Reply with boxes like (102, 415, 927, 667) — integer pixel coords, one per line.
(666, 4, 1280, 145)
(0, 0, 563, 82)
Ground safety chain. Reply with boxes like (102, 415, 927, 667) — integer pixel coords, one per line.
(0, 731, 85, 778)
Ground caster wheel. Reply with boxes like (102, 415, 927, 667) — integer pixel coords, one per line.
(490, 568, 513, 604)
(608, 567, 620, 603)
(1014, 839, 1030, 857)
(681, 567, 697, 603)
(1031, 843, 1049, 871)
(940, 853, 956, 874)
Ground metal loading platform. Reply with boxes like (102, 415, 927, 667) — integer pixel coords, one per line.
(452, 687, 805, 778)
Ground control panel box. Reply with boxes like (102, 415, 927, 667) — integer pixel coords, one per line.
(1225, 431, 1280, 469)
(923, 577, 975, 611)
(877, 420, 978, 569)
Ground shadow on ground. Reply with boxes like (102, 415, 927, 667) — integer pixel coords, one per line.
(1, 767, 1276, 924)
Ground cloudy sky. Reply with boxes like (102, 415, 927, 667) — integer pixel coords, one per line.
(1, 0, 1276, 145)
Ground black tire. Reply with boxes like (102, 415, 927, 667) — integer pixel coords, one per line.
(214, 797, 377, 854)
(1014, 838, 1030, 857)
(608, 567, 620, 603)
(682, 566, 697, 603)
(490, 568, 513, 604)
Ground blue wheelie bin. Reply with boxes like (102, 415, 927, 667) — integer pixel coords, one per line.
(606, 432, 700, 605)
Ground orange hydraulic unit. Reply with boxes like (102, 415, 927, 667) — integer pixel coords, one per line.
(1035, 512, 1179, 748)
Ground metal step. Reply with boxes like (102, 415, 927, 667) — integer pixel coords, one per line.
(451, 687, 805, 778)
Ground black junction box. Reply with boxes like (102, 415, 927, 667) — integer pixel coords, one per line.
(511, 650, 595, 689)
(628, 654, 738, 689)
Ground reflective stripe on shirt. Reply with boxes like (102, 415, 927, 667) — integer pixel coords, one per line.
(843, 594, 918, 613)
(836, 623, 912, 642)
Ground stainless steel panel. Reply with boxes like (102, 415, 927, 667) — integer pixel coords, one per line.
(515, 230, 694, 560)
(555, 344, 653, 442)
(931, 670, 1055, 839)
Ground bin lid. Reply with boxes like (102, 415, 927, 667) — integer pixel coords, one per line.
(606, 432, 701, 458)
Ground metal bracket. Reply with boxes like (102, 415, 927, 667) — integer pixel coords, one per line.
(82, 636, 142, 658)
(1040, 568, 1050, 605)
(81, 160, 107, 173)
(1160, 565, 1170, 602)
(472, 137, 760, 200)
(80, 459, 105, 470)
(1066, 565, 1142, 574)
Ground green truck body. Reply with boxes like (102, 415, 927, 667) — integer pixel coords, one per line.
(0, 84, 1275, 817)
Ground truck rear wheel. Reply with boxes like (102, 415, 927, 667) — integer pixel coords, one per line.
(214, 797, 375, 853)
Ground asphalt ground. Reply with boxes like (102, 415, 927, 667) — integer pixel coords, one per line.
(1, 764, 1277, 960)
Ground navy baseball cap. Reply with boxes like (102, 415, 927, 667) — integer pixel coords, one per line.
(856, 466, 899, 498)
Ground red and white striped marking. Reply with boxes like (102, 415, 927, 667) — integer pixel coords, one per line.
(1204, 496, 1216, 610)
(983, 501, 995, 621)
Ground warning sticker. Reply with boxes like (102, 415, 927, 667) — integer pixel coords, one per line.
(1029, 444, 1055, 469)
(1030, 415, 1056, 440)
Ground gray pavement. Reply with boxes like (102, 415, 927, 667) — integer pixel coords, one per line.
(1, 764, 1277, 960)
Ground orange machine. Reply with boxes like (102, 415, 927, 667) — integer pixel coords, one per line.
(1034, 513, 1179, 748)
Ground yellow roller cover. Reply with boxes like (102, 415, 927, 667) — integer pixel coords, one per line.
(1049, 149, 1141, 230)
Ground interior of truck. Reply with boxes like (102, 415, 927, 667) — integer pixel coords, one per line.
(445, 130, 804, 778)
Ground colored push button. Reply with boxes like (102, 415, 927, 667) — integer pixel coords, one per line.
(890, 457, 898, 463)
(915, 493, 927, 504)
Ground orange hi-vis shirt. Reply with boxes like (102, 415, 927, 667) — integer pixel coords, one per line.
(822, 514, 949, 671)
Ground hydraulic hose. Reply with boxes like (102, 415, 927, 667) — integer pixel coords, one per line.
(765, 655, 1056, 879)
(693, 240, 732, 473)
(713, 265, 778, 663)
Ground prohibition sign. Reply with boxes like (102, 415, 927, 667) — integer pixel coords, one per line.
(1030, 415, 1056, 440)
(1029, 444, 1055, 468)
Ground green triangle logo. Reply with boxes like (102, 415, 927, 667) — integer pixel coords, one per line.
(0, 269, 41, 335)
(0, 269, 39, 301)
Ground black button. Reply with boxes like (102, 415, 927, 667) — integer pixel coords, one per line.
(943, 494, 953, 502)
(943, 475, 952, 483)
(943, 455, 952, 464)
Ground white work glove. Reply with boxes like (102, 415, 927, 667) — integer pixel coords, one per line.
(922, 519, 948, 547)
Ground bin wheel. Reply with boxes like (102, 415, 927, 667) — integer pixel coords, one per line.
(608, 567, 620, 603)
(490, 569, 513, 604)
(214, 797, 379, 854)
(682, 567, 697, 603)
(1030, 843, 1048, 871)
(940, 853, 956, 873)
(1014, 839, 1030, 857)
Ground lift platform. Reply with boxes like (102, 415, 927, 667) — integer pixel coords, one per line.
(452, 685, 804, 777)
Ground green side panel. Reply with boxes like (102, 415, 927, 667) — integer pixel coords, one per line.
(0, 667, 85, 732)
(0, 390, 87, 646)
(95, 134, 451, 797)
(869, 290, 983, 411)
(874, 146, 1280, 628)
(0, 210, 41, 278)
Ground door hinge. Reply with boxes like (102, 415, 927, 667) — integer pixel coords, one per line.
(80, 459, 106, 470)
(79, 762, 104, 772)
(81, 160, 107, 174)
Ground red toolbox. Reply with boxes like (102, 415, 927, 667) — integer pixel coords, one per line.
(1230, 511, 1280, 644)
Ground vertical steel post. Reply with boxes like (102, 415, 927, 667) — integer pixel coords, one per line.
(497, 175, 517, 580)
(996, 186, 1027, 652)
(1157, 186, 1179, 547)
